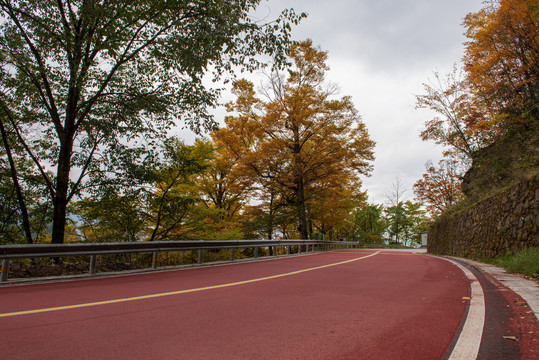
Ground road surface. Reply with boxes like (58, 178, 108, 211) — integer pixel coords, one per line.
(0, 249, 535, 359)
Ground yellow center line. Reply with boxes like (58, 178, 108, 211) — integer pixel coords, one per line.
(0, 251, 380, 318)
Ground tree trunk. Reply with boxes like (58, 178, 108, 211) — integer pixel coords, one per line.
(296, 180, 308, 240)
(267, 192, 274, 240)
(267, 192, 274, 256)
(292, 125, 309, 240)
(51, 135, 74, 244)
(0, 117, 33, 244)
(395, 220, 399, 245)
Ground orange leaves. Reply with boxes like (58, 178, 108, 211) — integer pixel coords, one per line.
(418, 0, 538, 165)
(463, 0, 539, 128)
(413, 159, 464, 216)
(287, 39, 329, 84)
(212, 40, 375, 239)
(415, 67, 494, 159)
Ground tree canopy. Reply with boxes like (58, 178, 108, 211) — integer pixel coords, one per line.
(414, 0, 538, 215)
(413, 159, 464, 216)
(212, 40, 375, 240)
(417, 0, 538, 161)
(0, 0, 305, 244)
(463, 0, 538, 132)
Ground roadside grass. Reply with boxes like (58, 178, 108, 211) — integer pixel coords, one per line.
(482, 247, 539, 280)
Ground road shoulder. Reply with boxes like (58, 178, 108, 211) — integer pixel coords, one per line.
(448, 256, 539, 360)
(450, 257, 539, 320)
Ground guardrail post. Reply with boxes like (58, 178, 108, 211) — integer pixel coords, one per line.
(287, 246, 290, 255)
(198, 249, 203, 264)
(152, 251, 159, 269)
(254, 247, 258, 258)
(89, 255, 97, 275)
(230, 248, 235, 261)
(1, 259, 10, 281)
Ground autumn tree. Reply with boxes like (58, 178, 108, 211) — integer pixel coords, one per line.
(0, 1, 304, 244)
(463, 0, 539, 132)
(413, 159, 464, 216)
(149, 138, 248, 241)
(416, 0, 538, 163)
(415, 66, 501, 163)
(211, 79, 292, 240)
(215, 40, 375, 240)
(199, 136, 252, 222)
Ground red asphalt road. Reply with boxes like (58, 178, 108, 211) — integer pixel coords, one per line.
(0, 250, 469, 359)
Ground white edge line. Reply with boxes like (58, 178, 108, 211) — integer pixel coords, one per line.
(443, 257, 486, 360)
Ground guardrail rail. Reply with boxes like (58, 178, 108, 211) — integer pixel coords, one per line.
(0, 239, 357, 281)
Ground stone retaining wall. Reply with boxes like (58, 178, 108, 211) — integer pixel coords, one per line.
(428, 174, 539, 258)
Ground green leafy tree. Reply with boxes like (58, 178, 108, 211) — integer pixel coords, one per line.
(350, 203, 387, 244)
(385, 201, 427, 246)
(71, 190, 146, 242)
(384, 179, 408, 244)
(385, 203, 405, 245)
(0, 0, 305, 244)
(145, 138, 212, 241)
(71, 138, 212, 242)
(0, 150, 52, 244)
(399, 201, 428, 247)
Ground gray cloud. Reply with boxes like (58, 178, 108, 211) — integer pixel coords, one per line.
(265, 0, 484, 72)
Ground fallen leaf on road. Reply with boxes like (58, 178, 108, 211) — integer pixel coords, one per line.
(462, 297, 471, 300)
(503, 336, 517, 341)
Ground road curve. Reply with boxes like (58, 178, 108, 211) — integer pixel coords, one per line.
(0, 250, 469, 359)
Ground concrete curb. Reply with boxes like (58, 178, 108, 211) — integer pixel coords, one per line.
(449, 257, 539, 321)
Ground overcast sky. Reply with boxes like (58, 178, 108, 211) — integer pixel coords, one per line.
(180, 0, 486, 205)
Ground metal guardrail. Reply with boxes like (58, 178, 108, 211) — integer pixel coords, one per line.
(0, 239, 357, 281)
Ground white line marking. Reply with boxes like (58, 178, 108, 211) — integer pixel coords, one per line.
(444, 258, 485, 360)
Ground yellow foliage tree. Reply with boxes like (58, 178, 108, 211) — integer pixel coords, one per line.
(213, 40, 375, 239)
(463, 0, 539, 131)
